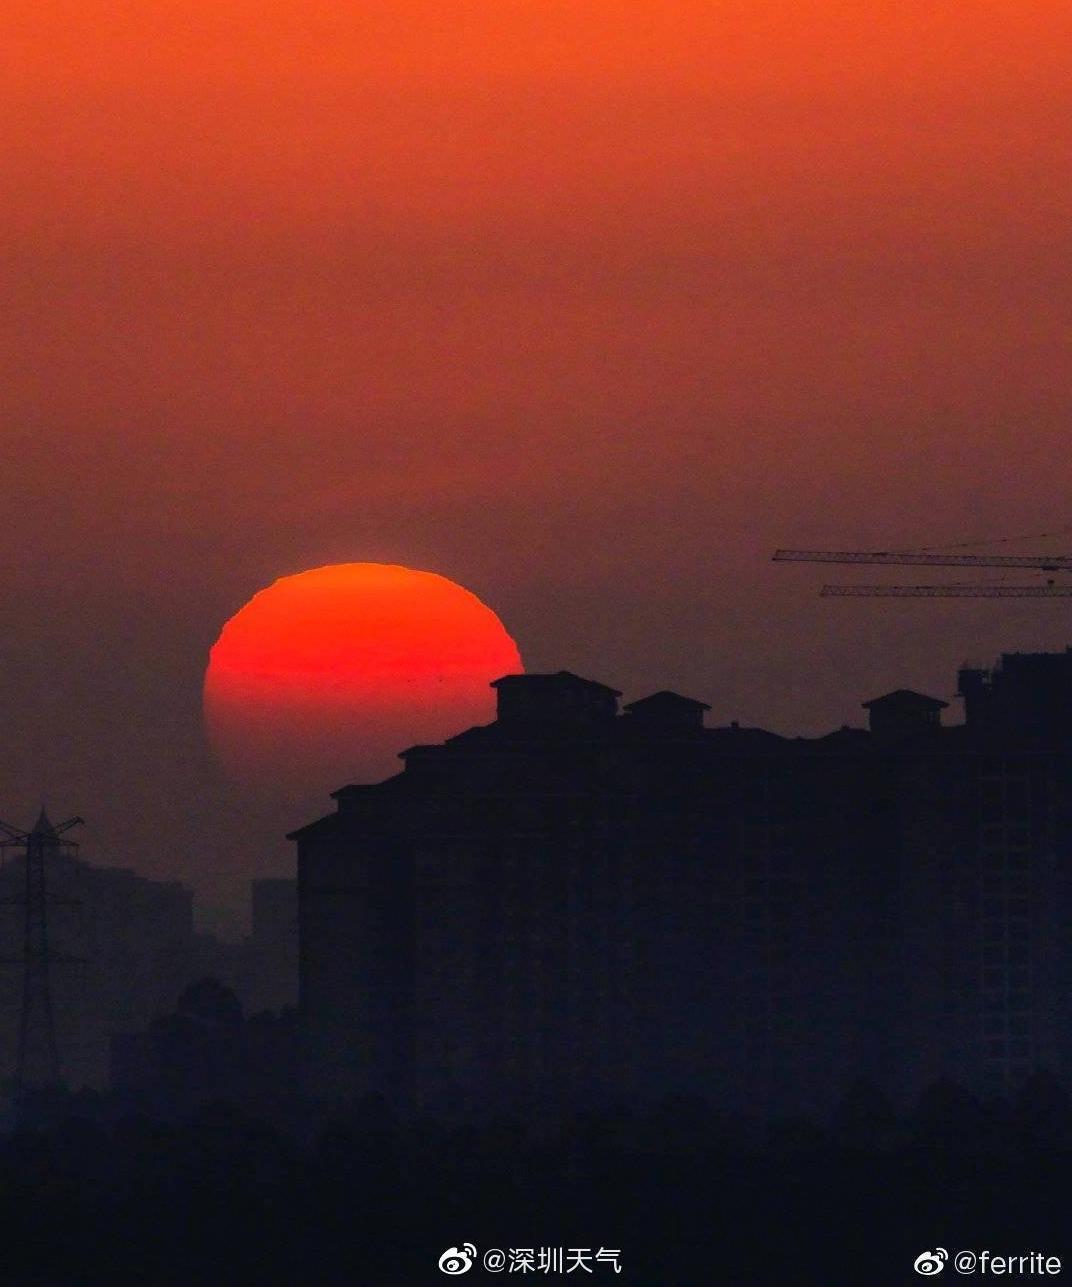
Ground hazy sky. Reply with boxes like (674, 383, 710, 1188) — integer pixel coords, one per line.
(4, 2, 1072, 922)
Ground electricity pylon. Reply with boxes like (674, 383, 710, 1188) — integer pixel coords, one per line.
(0, 810, 83, 1095)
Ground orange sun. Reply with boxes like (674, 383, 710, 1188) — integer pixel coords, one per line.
(204, 563, 522, 791)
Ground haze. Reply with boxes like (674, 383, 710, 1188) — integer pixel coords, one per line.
(4, 1, 1071, 919)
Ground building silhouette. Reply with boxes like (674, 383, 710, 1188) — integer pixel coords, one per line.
(291, 652, 1072, 1119)
(0, 848, 196, 1090)
(106, 881, 298, 1110)
(246, 877, 298, 1012)
(0, 835, 298, 1095)
(110, 977, 297, 1117)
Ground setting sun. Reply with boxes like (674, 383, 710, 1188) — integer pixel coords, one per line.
(203, 563, 522, 791)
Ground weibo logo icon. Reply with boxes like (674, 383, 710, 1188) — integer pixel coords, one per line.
(914, 1248, 948, 1275)
(439, 1244, 477, 1275)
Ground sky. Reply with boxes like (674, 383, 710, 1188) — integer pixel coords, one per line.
(4, 1, 1072, 925)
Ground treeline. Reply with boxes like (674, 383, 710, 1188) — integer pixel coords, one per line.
(2, 1077, 1072, 1285)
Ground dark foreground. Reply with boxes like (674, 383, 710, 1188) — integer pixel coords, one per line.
(3, 1078, 1071, 1286)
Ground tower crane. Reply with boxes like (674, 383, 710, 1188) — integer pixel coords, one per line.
(771, 548, 1072, 597)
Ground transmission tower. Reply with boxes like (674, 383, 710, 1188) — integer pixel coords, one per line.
(0, 810, 83, 1094)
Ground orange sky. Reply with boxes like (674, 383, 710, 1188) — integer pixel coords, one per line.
(3, 1, 1071, 915)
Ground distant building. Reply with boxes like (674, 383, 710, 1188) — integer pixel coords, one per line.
(291, 656, 1072, 1119)
(0, 844, 298, 1095)
(0, 855, 196, 1089)
(108, 878, 299, 1114)
(187, 879, 298, 1019)
(242, 878, 298, 1013)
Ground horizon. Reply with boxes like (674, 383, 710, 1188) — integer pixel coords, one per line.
(6, 1, 1072, 912)
(12, 629, 1061, 936)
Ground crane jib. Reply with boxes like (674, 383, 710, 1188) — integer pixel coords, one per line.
(772, 549, 1072, 571)
(820, 584, 1072, 598)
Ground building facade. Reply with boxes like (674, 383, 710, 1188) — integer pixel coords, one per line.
(291, 653, 1072, 1119)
